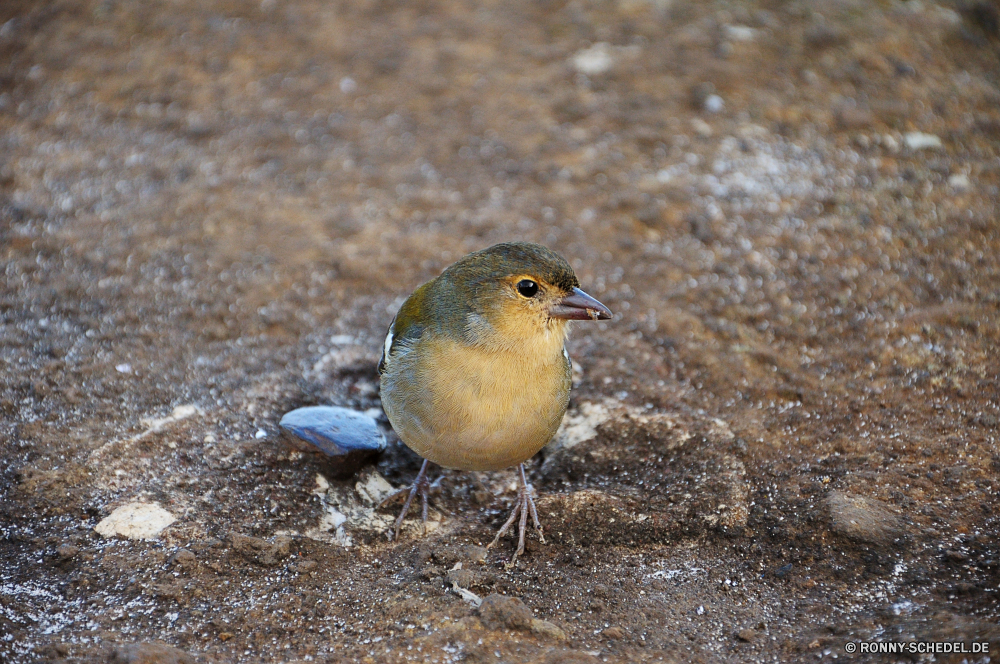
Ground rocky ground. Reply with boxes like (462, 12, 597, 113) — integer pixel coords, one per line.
(2, 0, 1000, 662)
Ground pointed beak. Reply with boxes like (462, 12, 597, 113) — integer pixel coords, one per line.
(549, 287, 613, 321)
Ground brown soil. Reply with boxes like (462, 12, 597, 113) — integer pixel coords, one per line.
(2, 0, 999, 662)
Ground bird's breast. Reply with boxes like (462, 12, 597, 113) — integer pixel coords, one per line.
(380, 335, 571, 471)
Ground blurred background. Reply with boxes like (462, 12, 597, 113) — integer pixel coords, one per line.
(2, 0, 999, 662)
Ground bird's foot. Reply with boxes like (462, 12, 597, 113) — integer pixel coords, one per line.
(380, 459, 440, 542)
(487, 464, 545, 568)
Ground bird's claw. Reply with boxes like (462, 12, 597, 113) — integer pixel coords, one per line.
(381, 459, 439, 542)
(379, 475, 441, 508)
(487, 464, 544, 568)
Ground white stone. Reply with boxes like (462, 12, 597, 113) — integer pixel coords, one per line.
(142, 404, 201, 433)
(904, 132, 942, 150)
(691, 117, 713, 137)
(95, 502, 176, 540)
(312, 473, 330, 497)
(304, 470, 424, 545)
(553, 401, 613, 450)
(704, 94, 725, 113)
(572, 43, 614, 75)
(307, 505, 352, 546)
(724, 25, 757, 41)
(355, 471, 394, 506)
(451, 584, 483, 607)
(947, 173, 970, 190)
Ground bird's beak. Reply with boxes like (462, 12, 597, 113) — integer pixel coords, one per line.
(549, 287, 613, 321)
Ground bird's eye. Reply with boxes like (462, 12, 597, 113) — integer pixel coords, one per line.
(516, 279, 539, 298)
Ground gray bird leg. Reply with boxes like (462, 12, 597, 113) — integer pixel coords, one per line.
(488, 463, 545, 567)
(380, 459, 434, 541)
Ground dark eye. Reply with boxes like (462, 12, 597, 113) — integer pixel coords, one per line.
(516, 279, 539, 298)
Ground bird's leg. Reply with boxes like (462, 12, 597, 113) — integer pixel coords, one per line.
(488, 463, 545, 566)
(380, 459, 435, 542)
(521, 463, 545, 543)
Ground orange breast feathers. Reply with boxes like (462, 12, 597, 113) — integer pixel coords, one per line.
(380, 334, 571, 471)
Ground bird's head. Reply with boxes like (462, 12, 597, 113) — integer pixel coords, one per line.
(435, 242, 612, 352)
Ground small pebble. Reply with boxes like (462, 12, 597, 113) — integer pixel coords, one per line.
(703, 94, 725, 113)
(804, 23, 846, 48)
(430, 544, 488, 566)
(169, 549, 197, 567)
(228, 532, 291, 567)
(724, 25, 756, 42)
(826, 491, 905, 545)
(531, 619, 568, 641)
(948, 173, 971, 190)
(56, 544, 80, 561)
(478, 594, 534, 631)
(904, 132, 942, 150)
(571, 43, 614, 75)
(691, 118, 713, 137)
(293, 560, 318, 573)
(420, 565, 443, 581)
(445, 567, 477, 588)
(602, 626, 624, 640)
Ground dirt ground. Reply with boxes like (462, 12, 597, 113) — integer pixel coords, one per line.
(2, 0, 1000, 662)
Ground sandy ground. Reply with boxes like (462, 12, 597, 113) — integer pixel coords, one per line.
(2, 0, 1000, 662)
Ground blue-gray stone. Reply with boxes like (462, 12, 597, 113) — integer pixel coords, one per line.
(279, 406, 386, 457)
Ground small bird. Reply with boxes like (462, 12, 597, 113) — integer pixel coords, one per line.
(378, 242, 612, 563)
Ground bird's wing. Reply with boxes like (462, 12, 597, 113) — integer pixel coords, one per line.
(377, 316, 396, 375)
(378, 283, 431, 375)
